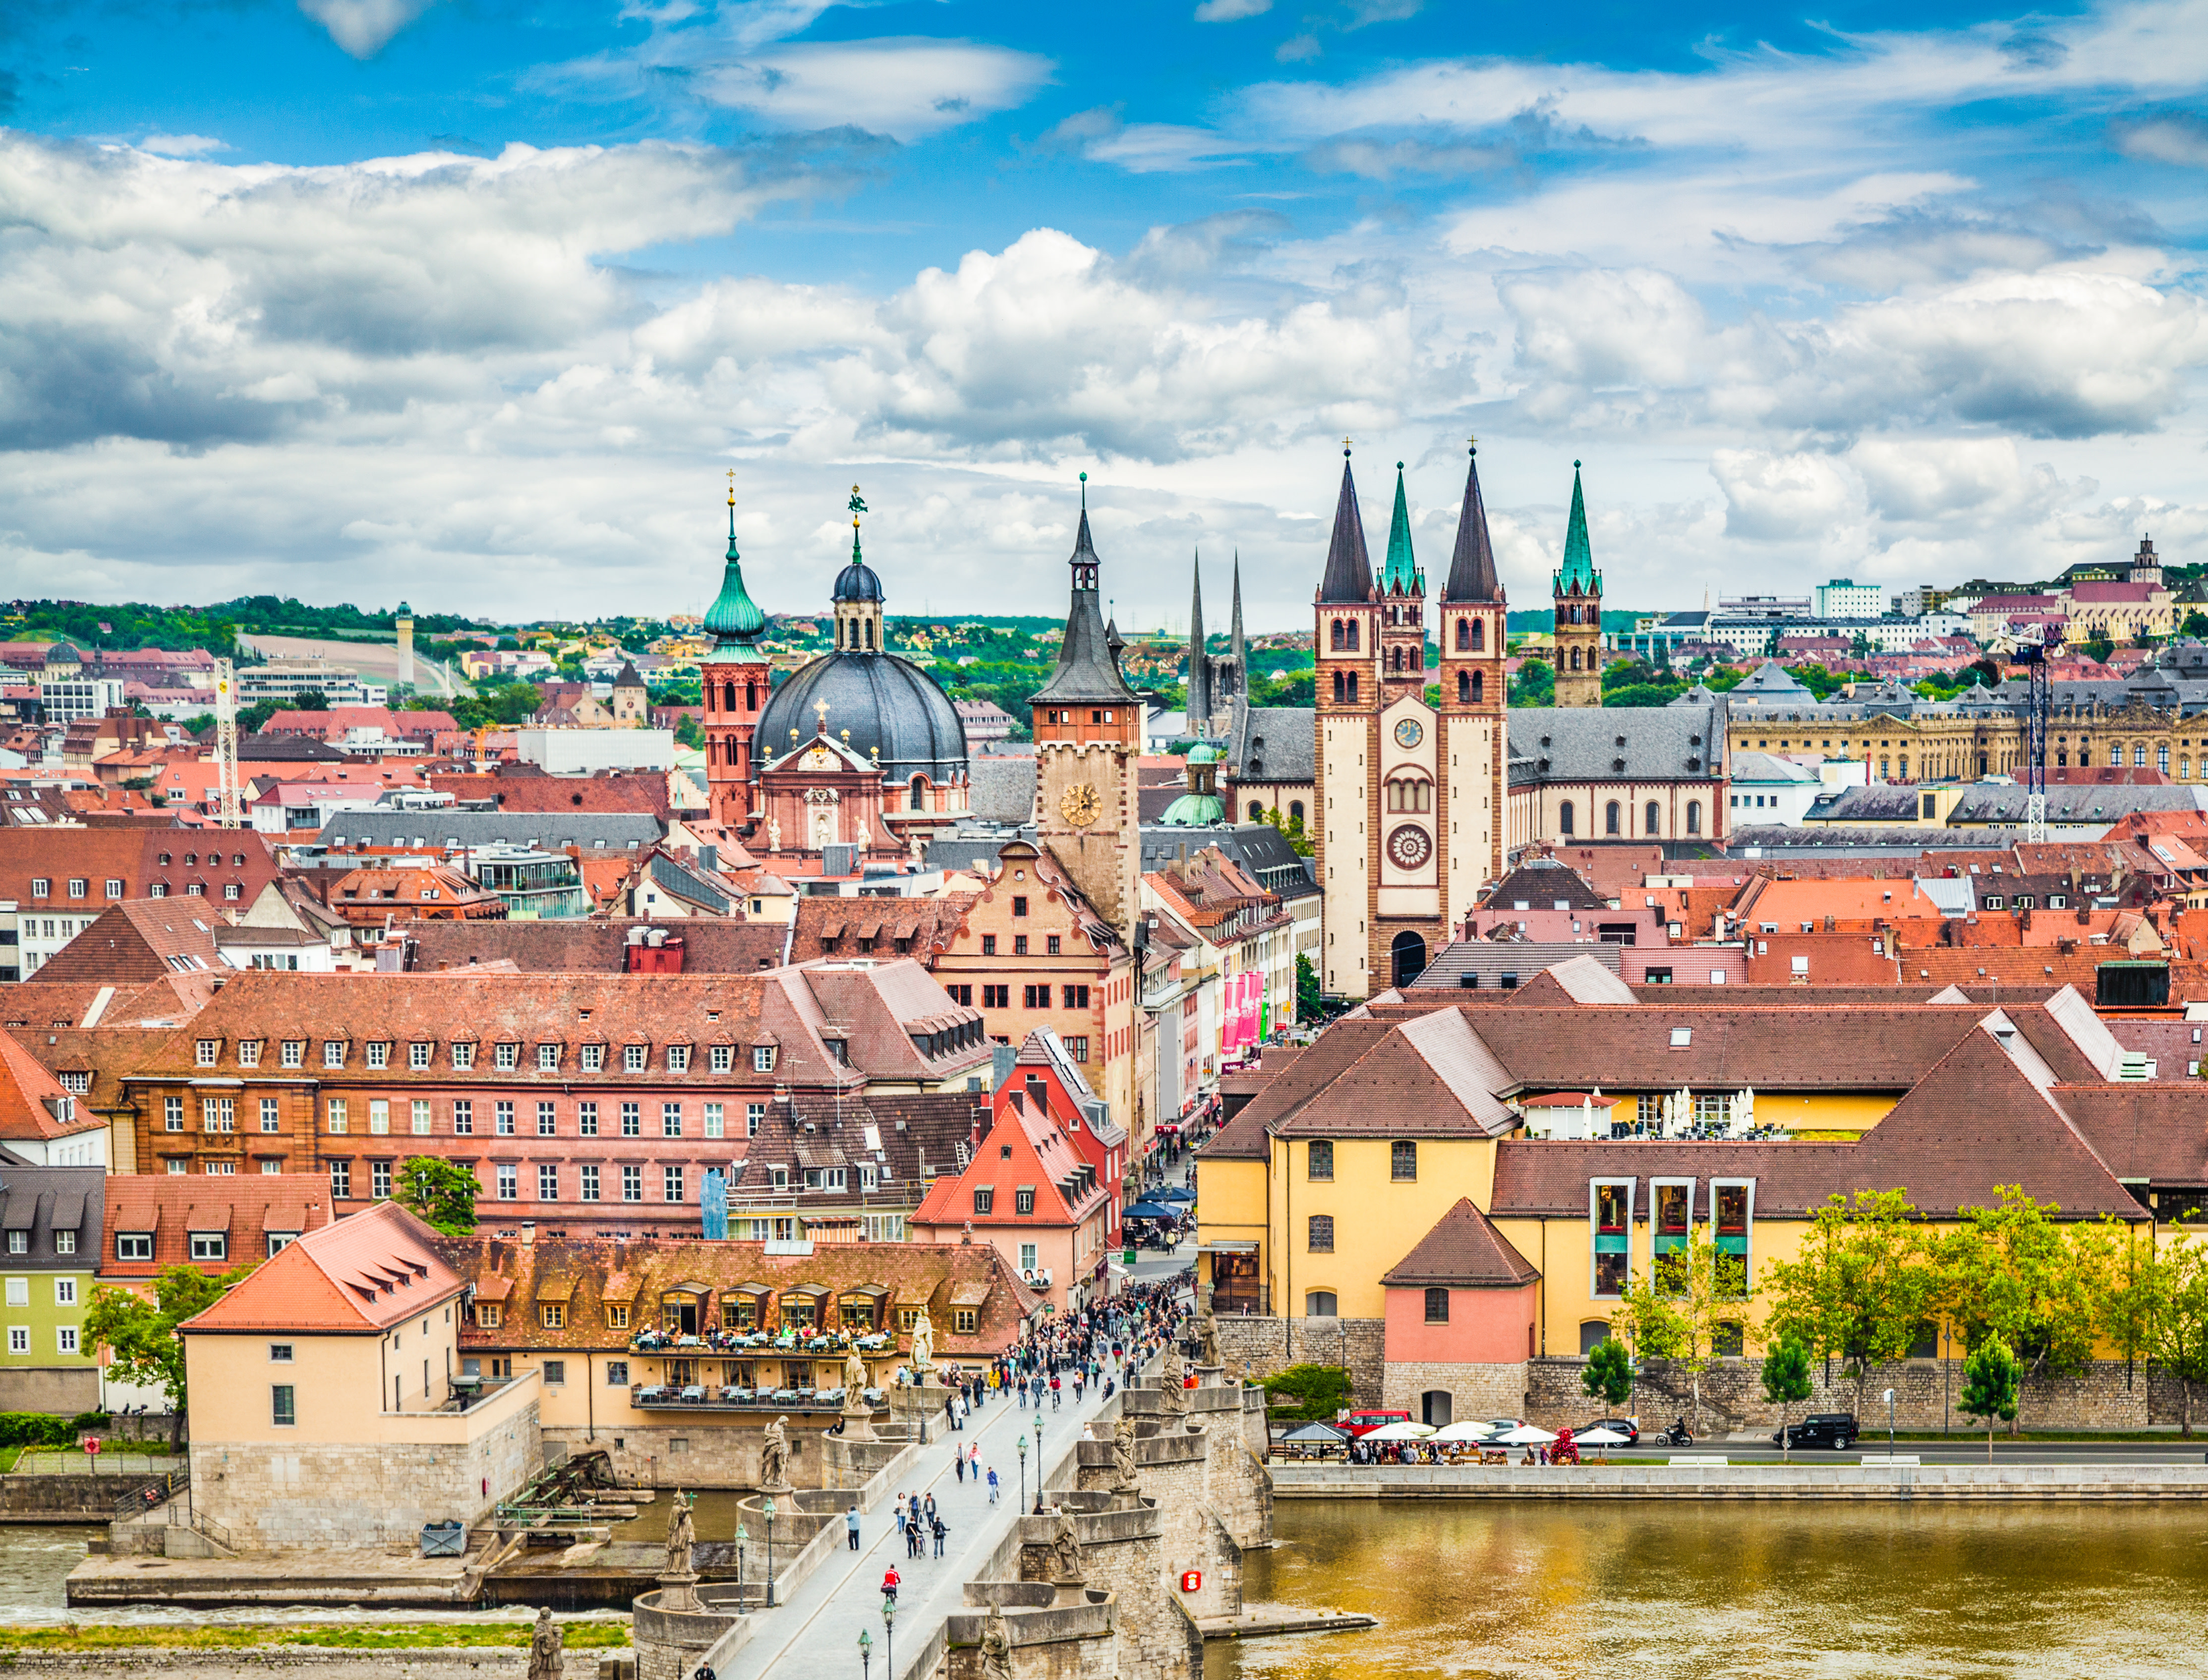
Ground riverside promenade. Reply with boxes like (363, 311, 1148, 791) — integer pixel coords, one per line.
(1271, 1461, 2208, 1500)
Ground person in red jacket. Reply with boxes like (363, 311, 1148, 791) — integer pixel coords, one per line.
(881, 1565, 900, 1606)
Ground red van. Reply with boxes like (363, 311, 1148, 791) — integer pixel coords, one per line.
(1339, 1409, 1413, 1439)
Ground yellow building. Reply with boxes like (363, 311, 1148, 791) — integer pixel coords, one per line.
(1198, 972, 2203, 1425)
(178, 1202, 541, 1552)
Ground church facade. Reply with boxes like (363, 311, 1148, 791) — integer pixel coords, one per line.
(1316, 448, 1509, 998)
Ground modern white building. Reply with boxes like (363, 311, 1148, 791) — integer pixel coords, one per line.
(1813, 579, 1886, 619)
(38, 679, 127, 723)
(513, 728, 676, 774)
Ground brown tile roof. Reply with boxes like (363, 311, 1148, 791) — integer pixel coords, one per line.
(1197, 1019, 1397, 1158)
(786, 893, 977, 965)
(0, 827, 281, 909)
(1270, 1010, 1517, 1138)
(26, 899, 223, 986)
(392, 918, 789, 975)
(435, 1231, 1039, 1356)
(101, 1174, 340, 1277)
(181, 1201, 462, 1334)
(912, 1089, 1109, 1230)
(2048, 1085, 2208, 1188)
(0, 1029, 100, 1144)
(1381, 1197, 1541, 1287)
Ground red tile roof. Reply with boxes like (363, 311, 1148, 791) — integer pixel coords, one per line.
(181, 1201, 461, 1333)
(101, 1175, 340, 1276)
(1381, 1197, 1541, 1288)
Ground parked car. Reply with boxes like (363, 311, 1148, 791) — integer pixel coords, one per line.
(1484, 1418, 1523, 1437)
(1576, 1417, 1640, 1445)
(1773, 1412, 1860, 1450)
(1339, 1409, 1414, 1439)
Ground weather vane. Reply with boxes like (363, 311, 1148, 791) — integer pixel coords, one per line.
(849, 484, 867, 531)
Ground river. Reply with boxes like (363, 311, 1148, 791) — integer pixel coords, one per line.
(1214, 1503, 2208, 1680)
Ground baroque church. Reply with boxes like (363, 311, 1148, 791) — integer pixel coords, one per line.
(697, 485, 973, 860)
(1316, 446, 1510, 998)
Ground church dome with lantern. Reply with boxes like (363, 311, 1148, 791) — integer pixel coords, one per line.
(755, 491, 969, 791)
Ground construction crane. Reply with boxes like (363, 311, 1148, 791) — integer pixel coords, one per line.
(213, 657, 241, 828)
(2011, 624, 2061, 845)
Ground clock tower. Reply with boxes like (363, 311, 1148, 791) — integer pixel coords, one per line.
(1030, 477, 1144, 945)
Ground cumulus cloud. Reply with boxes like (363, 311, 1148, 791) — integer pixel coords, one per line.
(138, 134, 229, 158)
(1193, 0, 1271, 19)
(1712, 449, 1860, 541)
(2111, 110, 2208, 165)
(297, 0, 439, 59)
(1300, 137, 1510, 178)
(693, 39, 1053, 139)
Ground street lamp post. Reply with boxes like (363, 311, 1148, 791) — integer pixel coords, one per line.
(735, 1519, 748, 1594)
(883, 1593, 897, 1680)
(1884, 1388, 1896, 1459)
(1016, 1435, 1027, 1512)
(763, 1495, 777, 1608)
(858, 1627, 872, 1680)
(1033, 1417, 1045, 1514)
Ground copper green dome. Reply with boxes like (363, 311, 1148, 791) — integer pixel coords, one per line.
(705, 491, 767, 647)
(1159, 790, 1225, 827)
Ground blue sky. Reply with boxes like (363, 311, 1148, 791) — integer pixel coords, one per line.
(3, 0, 2206, 631)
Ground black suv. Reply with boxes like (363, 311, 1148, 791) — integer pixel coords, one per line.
(1773, 1413, 1859, 1450)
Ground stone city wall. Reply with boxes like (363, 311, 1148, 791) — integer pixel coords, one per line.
(541, 1421, 835, 1490)
(1381, 1361, 1530, 1427)
(193, 1402, 540, 1552)
(1524, 1356, 2204, 1433)
(1215, 1317, 1385, 1406)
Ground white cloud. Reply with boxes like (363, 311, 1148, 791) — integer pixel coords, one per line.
(138, 134, 228, 158)
(658, 37, 1054, 139)
(2110, 110, 2208, 165)
(1712, 448, 1860, 541)
(297, 0, 439, 59)
(1194, 0, 1271, 19)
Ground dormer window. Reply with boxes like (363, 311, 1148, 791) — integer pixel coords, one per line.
(365, 1041, 390, 1070)
(452, 1042, 476, 1071)
(237, 1040, 262, 1069)
(410, 1041, 433, 1070)
(195, 1039, 220, 1068)
(581, 1044, 605, 1072)
(624, 1043, 647, 1074)
(494, 1042, 520, 1071)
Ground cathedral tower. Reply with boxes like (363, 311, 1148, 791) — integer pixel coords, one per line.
(1186, 553, 1213, 736)
(1030, 477, 1144, 944)
(1437, 443, 1510, 898)
(1552, 461, 1604, 707)
(1378, 463, 1428, 707)
(700, 479, 768, 827)
(1314, 448, 1381, 998)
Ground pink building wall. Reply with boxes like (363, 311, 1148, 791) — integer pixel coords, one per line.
(1384, 1283, 1538, 1365)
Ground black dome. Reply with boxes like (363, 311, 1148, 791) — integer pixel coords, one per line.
(759, 652, 968, 785)
(833, 558, 884, 603)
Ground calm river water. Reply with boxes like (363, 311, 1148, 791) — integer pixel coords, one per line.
(1215, 1503, 2208, 1680)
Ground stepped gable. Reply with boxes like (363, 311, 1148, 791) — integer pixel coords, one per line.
(1382, 1197, 1541, 1287)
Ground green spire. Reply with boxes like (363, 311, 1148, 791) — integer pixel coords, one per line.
(703, 483, 767, 645)
(1558, 459, 1599, 592)
(1382, 461, 1419, 593)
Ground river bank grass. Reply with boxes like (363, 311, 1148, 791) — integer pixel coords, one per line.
(0, 1624, 632, 1653)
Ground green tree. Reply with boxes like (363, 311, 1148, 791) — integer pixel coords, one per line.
(1508, 659, 1555, 707)
(1934, 1187, 2097, 1432)
(1581, 1336, 1634, 1410)
(2083, 636, 2115, 664)
(1265, 807, 1313, 859)
(2073, 1215, 2155, 1396)
(396, 1156, 480, 1235)
(1261, 1363, 1352, 1422)
(1958, 1335, 2021, 1461)
(291, 688, 329, 713)
(2141, 1235, 2208, 1437)
(2181, 610, 2208, 640)
(1294, 954, 1323, 1025)
(1612, 1228, 1746, 1431)
(237, 700, 280, 734)
(1763, 1190, 1934, 1423)
(84, 1264, 252, 1449)
(1759, 1335, 1814, 1462)
(673, 712, 705, 751)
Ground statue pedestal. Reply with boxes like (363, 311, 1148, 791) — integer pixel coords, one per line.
(1048, 1580, 1087, 1608)
(758, 1478, 795, 1500)
(890, 1380, 949, 1444)
(656, 1571, 699, 1613)
(839, 1402, 877, 1444)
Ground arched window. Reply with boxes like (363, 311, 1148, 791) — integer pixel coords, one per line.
(1471, 671, 1484, 703)
(746, 681, 759, 710)
(1248, 802, 1263, 820)
(1471, 618, 1484, 651)
(1559, 800, 1575, 836)
(1331, 620, 1345, 651)
(1645, 800, 1660, 835)
(1457, 671, 1471, 703)
(1390, 647, 1402, 673)
(2184, 758, 2194, 781)
(1289, 801, 1304, 822)
(1686, 801, 1701, 835)
(2057, 750, 2069, 767)
(1332, 671, 1346, 703)
(909, 776, 928, 811)
(2137, 744, 2150, 767)
(1570, 647, 1583, 671)
(2110, 744, 2123, 766)
(1387, 777, 1432, 813)
(865, 620, 875, 650)
(1455, 618, 1471, 651)
(1346, 621, 1360, 650)
(1605, 801, 1622, 836)
(1347, 673, 1359, 702)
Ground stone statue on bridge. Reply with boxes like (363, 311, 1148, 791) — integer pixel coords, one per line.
(1112, 1415, 1141, 1493)
(1196, 1303, 1221, 1368)
(909, 1306, 935, 1377)
(844, 1347, 868, 1396)
(979, 1603, 1014, 1680)
(664, 1489, 696, 1579)
(1049, 1508, 1085, 1585)
(1159, 1344, 1187, 1417)
(760, 1415, 792, 1491)
(527, 1607, 563, 1680)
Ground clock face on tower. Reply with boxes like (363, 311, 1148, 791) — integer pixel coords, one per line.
(1058, 782, 1102, 827)
(1386, 823, 1432, 869)
(1393, 717, 1424, 750)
